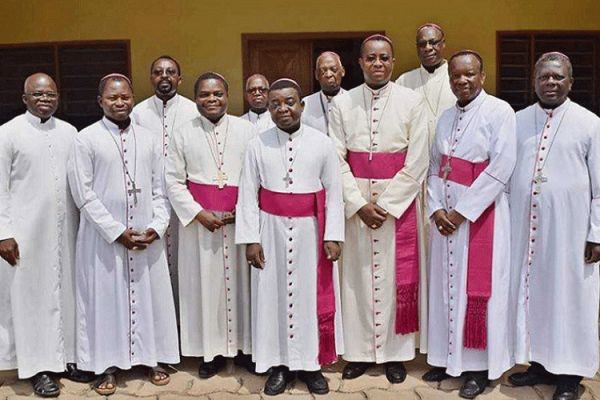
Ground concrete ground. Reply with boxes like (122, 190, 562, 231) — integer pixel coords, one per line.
(1, 355, 599, 399)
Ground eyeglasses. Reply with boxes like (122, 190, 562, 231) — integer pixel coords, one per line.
(536, 74, 567, 82)
(416, 38, 444, 48)
(246, 87, 268, 95)
(25, 91, 58, 99)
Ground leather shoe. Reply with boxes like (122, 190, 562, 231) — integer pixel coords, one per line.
(63, 363, 96, 383)
(198, 356, 226, 379)
(422, 367, 451, 382)
(298, 370, 329, 394)
(30, 373, 60, 398)
(509, 366, 555, 387)
(264, 366, 295, 396)
(233, 352, 264, 375)
(385, 362, 406, 384)
(459, 372, 489, 399)
(553, 381, 580, 400)
(342, 362, 371, 379)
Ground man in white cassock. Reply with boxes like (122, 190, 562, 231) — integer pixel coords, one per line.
(241, 74, 275, 132)
(166, 72, 254, 378)
(0, 73, 95, 398)
(132, 55, 198, 311)
(425, 51, 516, 399)
(236, 79, 344, 396)
(301, 51, 346, 135)
(329, 34, 429, 384)
(68, 74, 179, 396)
(508, 52, 600, 400)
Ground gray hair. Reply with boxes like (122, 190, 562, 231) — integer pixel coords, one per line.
(535, 52, 573, 79)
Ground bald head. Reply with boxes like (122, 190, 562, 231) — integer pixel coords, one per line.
(315, 51, 345, 95)
(22, 73, 59, 120)
(245, 74, 270, 113)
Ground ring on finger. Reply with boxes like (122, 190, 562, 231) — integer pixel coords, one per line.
(438, 225, 443, 231)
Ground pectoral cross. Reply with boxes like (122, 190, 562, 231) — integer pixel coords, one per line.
(128, 182, 141, 206)
(283, 171, 292, 188)
(213, 170, 228, 189)
(534, 172, 548, 191)
(442, 163, 452, 181)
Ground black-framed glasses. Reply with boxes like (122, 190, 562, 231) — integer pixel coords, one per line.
(25, 91, 58, 99)
(417, 38, 444, 48)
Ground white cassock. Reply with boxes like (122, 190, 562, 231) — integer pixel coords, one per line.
(166, 114, 254, 360)
(132, 94, 198, 313)
(329, 82, 430, 362)
(427, 91, 516, 380)
(511, 99, 600, 378)
(301, 89, 346, 135)
(236, 125, 344, 373)
(0, 112, 78, 379)
(240, 110, 275, 133)
(68, 117, 179, 374)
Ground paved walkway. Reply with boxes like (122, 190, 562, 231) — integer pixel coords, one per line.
(1, 355, 599, 399)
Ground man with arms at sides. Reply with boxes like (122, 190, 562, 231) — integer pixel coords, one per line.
(426, 51, 516, 399)
(241, 74, 275, 132)
(508, 52, 600, 400)
(132, 55, 198, 311)
(236, 78, 344, 395)
(166, 72, 254, 378)
(68, 74, 179, 395)
(0, 73, 94, 397)
(301, 51, 346, 135)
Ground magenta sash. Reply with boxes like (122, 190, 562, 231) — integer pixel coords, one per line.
(258, 187, 336, 365)
(347, 151, 420, 335)
(439, 155, 494, 350)
(187, 181, 238, 212)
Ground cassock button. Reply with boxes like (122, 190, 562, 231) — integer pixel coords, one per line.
(290, 335, 294, 339)
(289, 238, 293, 242)
(289, 325, 293, 329)
(288, 158, 293, 162)
(129, 257, 133, 261)
(288, 147, 292, 151)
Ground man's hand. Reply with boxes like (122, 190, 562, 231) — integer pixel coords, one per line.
(134, 228, 159, 246)
(222, 211, 236, 225)
(447, 210, 466, 230)
(117, 229, 147, 250)
(432, 209, 457, 236)
(195, 210, 225, 232)
(0, 238, 19, 266)
(246, 243, 265, 269)
(585, 241, 600, 264)
(357, 203, 387, 229)
(324, 241, 341, 261)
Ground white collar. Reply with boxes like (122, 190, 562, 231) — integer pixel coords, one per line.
(199, 113, 227, 128)
(363, 81, 392, 97)
(151, 94, 179, 111)
(419, 60, 448, 78)
(24, 111, 55, 130)
(456, 90, 487, 112)
(102, 116, 133, 134)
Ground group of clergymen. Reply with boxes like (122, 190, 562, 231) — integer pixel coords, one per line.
(1, 23, 599, 400)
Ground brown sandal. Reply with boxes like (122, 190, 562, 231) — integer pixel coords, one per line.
(148, 366, 170, 386)
(93, 372, 117, 396)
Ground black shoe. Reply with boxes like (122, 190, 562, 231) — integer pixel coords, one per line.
(509, 364, 556, 387)
(198, 356, 226, 379)
(459, 372, 489, 399)
(63, 363, 96, 383)
(298, 370, 329, 395)
(30, 373, 60, 398)
(264, 366, 295, 396)
(422, 367, 451, 382)
(342, 362, 371, 380)
(553, 382, 579, 400)
(385, 362, 406, 384)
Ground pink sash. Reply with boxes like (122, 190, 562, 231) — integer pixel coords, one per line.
(258, 187, 336, 365)
(439, 155, 494, 350)
(347, 151, 420, 335)
(187, 181, 238, 212)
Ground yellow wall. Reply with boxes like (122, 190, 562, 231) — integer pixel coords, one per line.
(2, 0, 600, 114)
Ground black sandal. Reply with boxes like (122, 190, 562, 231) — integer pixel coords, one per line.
(93, 372, 117, 396)
(30, 373, 60, 398)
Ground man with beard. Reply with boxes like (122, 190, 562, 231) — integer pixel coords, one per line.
(236, 78, 344, 395)
(166, 72, 254, 378)
(426, 51, 516, 398)
(329, 34, 429, 383)
(0, 73, 94, 397)
(241, 74, 274, 132)
(301, 51, 346, 135)
(68, 74, 179, 395)
(132, 55, 198, 310)
(509, 52, 600, 400)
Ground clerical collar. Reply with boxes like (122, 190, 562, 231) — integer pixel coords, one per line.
(199, 112, 227, 127)
(25, 111, 54, 129)
(102, 116, 132, 133)
(364, 81, 391, 97)
(537, 98, 570, 117)
(276, 125, 303, 140)
(152, 93, 179, 110)
(419, 60, 448, 77)
(321, 88, 344, 102)
(456, 90, 487, 112)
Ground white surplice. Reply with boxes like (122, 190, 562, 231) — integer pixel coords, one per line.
(240, 109, 275, 133)
(301, 89, 345, 135)
(132, 94, 198, 312)
(329, 82, 430, 362)
(427, 91, 516, 380)
(510, 99, 600, 378)
(235, 125, 344, 373)
(68, 117, 179, 374)
(0, 112, 78, 379)
(166, 114, 254, 360)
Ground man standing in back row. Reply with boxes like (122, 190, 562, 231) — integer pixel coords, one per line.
(241, 74, 275, 132)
